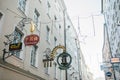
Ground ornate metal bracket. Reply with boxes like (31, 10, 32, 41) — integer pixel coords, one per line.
(43, 45, 66, 68)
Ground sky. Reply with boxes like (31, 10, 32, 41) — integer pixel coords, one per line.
(64, 0, 105, 79)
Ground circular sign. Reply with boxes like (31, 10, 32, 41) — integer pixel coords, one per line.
(106, 72, 112, 77)
(57, 52, 72, 70)
(24, 34, 39, 46)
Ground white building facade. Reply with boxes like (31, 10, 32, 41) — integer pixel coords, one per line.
(101, 0, 120, 80)
(0, 0, 67, 80)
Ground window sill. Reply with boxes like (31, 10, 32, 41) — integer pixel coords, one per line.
(30, 64, 38, 69)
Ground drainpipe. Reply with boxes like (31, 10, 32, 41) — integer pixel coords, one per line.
(63, 9, 67, 80)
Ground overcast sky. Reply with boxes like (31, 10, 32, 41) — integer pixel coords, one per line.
(64, 0, 105, 79)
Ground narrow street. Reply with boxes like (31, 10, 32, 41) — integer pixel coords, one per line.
(0, 0, 120, 80)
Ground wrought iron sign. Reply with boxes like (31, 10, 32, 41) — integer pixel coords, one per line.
(57, 52, 72, 70)
(43, 58, 53, 67)
(43, 45, 72, 70)
(43, 45, 66, 68)
(50, 45, 66, 59)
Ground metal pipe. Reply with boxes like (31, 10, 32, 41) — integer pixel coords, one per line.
(75, 39, 81, 80)
(63, 9, 67, 80)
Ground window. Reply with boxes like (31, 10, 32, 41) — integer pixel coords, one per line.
(45, 67, 49, 74)
(119, 4, 120, 10)
(54, 62, 57, 79)
(46, 25, 50, 42)
(0, 12, 3, 20)
(12, 27, 23, 58)
(54, 15, 57, 21)
(113, 2, 116, 9)
(117, 0, 119, 3)
(47, 1, 51, 18)
(18, 0, 27, 12)
(34, 9, 40, 27)
(54, 15, 58, 29)
(47, 1, 51, 8)
(38, 0, 42, 3)
(54, 37, 57, 46)
(30, 45, 38, 66)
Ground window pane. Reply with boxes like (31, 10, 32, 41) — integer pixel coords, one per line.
(34, 9, 40, 26)
(13, 28, 23, 58)
(18, 0, 26, 12)
(30, 46, 37, 66)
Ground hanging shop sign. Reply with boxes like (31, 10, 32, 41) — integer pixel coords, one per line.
(57, 52, 72, 70)
(9, 42, 22, 51)
(24, 34, 39, 46)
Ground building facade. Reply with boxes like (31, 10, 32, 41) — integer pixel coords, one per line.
(0, 0, 67, 80)
(102, 24, 114, 80)
(101, 0, 120, 80)
(0, 0, 94, 80)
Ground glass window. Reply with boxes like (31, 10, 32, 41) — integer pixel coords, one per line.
(47, 1, 51, 8)
(46, 25, 50, 42)
(117, 0, 119, 3)
(47, 1, 51, 18)
(119, 4, 120, 10)
(30, 45, 38, 66)
(12, 27, 23, 58)
(13, 30, 22, 43)
(54, 62, 57, 79)
(0, 12, 3, 20)
(54, 37, 57, 46)
(18, 0, 27, 12)
(34, 9, 40, 27)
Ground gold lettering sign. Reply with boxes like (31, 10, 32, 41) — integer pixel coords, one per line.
(9, 43, 22, 51)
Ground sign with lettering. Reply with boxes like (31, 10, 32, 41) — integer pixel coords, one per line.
(24, 34, 39, 46)
(111, 58, 120, 63)
(9, 42, 22, 51)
